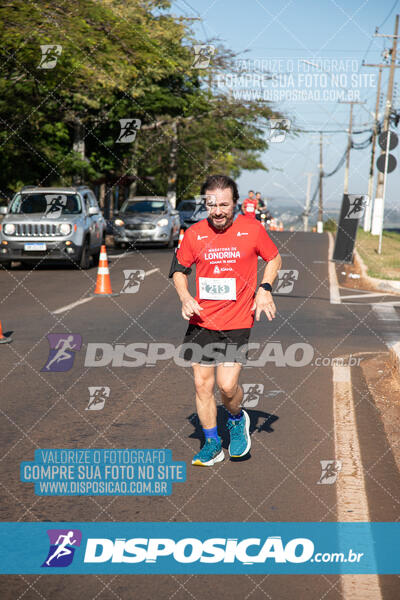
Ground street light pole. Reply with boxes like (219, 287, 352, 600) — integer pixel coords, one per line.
(372, 14, 399, 252)
(317, 132, 323, 233)
(304, 172, 313, 232)
(362, 64, 384, 231)
(338, 100, 365, 195)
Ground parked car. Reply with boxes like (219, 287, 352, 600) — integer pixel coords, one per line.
(0, 186, 106, 269)
(112, 197, 180, 248)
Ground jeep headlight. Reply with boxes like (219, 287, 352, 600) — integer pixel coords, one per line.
(3, 223, 15, 235)
(157, 218, 169, 227)
(59, 223, 72, 236)
(114, 218, 124, 227)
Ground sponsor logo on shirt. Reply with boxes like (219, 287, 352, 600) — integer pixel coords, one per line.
(197, 234, 208, 240)
(237, 232, 248, 237)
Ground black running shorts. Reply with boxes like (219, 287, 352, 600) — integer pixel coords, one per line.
(180, 324, 251, 365)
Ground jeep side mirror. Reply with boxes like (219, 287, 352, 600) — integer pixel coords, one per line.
(0, 206, 8, 215)
(88, 206, 99, 216)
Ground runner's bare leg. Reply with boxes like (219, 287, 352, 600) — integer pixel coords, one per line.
(217, 363, 243, 415)
(192, 363, 216, 429)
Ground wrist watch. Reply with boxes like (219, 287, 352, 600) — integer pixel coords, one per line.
(259, 282, 273, 292)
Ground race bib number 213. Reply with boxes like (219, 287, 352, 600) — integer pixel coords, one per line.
(198, 277, 236, 301)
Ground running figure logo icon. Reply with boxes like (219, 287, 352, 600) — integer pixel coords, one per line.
(242, 384, 264, 408)
(44, 194, 67, 219)
(86, 386, 110, 410)
(121, 269, 145, 294)
(116, 119, 141, 143)
(274, 269, 298, 294)
(344, 195, 369, 220)
(268, 118, 291, 143)
(317, 460, 342, 484)
(38, 45, 62, 69)
(41, 334, 82, 372)
(42, 529, 82, 568)
(191, 45, 215, 69)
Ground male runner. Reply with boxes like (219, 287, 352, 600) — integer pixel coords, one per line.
(170, 175, 281, 466)
(242, 189, 258, 218)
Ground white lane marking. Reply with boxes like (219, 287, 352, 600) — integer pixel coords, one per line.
(372, 304, 399, 321)
(341, 301, 400, 306)
(339, 286, 374, 292)
(340, 292, 395, 300)
(333, 364, 382, 600)
(52, 297, 93, 314)
(52, 268, 159, 314)
(328, 232, 341, 304)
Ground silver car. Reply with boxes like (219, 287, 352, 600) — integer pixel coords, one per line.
(113, 196, 180, 248)
(0, 186, 106, 269)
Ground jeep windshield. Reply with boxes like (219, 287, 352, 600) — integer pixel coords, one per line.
(9, 193, 82, 215)
(121, 200, 166, 214)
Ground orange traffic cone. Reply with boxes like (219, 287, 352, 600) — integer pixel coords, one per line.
(0, 320, 12, 344)
(177, 227, 185, 249)
(92, 246, 118, 296)
(279, 221, 284, 231)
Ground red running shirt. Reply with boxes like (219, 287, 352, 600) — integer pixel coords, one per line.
(242, 198, 258, 217)
(176, 215, 279, 330)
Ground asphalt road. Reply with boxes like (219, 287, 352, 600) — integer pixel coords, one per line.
(0, 231, 399, 599)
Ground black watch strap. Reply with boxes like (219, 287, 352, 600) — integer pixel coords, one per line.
(259, 282, 273, 292)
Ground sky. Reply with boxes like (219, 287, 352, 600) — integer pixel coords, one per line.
(171, 0, 400, 226)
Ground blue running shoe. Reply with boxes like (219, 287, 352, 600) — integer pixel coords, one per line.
(227, 409, 251, 457)
(192, 437, 224, 467)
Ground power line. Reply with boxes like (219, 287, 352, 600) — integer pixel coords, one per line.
(293, 127, 373, 134)
(377, 0, 399, 29)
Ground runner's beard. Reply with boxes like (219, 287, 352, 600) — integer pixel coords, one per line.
(208, 212, 234, 230)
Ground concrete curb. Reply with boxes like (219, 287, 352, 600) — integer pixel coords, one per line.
(388, 340, 400, 376)
(354, 248, 400, 293)
(353, 249, 400, 376)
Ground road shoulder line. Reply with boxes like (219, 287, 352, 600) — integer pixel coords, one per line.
(328, 232, 341, 304)
(332, 363, 382, 600)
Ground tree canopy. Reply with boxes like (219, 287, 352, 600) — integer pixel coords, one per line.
(0, 0, 287, 202)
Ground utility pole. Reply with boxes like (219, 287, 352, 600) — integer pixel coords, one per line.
(317, 132, 323, 233)
(303, 172, 313, 232)
(338, 100, 365, 194)
(362, 63, 387, 230)
(372, 14, 399, 250)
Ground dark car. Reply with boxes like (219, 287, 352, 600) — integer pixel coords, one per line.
(180, 200, 208, 230)
(112, 196, 180, 248)
(181, 199, 242, 230)
(177, 200, 196, 226)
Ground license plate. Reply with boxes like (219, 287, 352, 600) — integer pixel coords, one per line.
(24, 243, 47, 251)
(128, 232, 150, 239)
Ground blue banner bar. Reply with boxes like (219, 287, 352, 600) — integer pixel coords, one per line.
(0, 522, 399, 574)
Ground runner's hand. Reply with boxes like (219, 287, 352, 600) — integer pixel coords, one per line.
(252, 289, 276, 321)
(181, 295, 203, 320)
